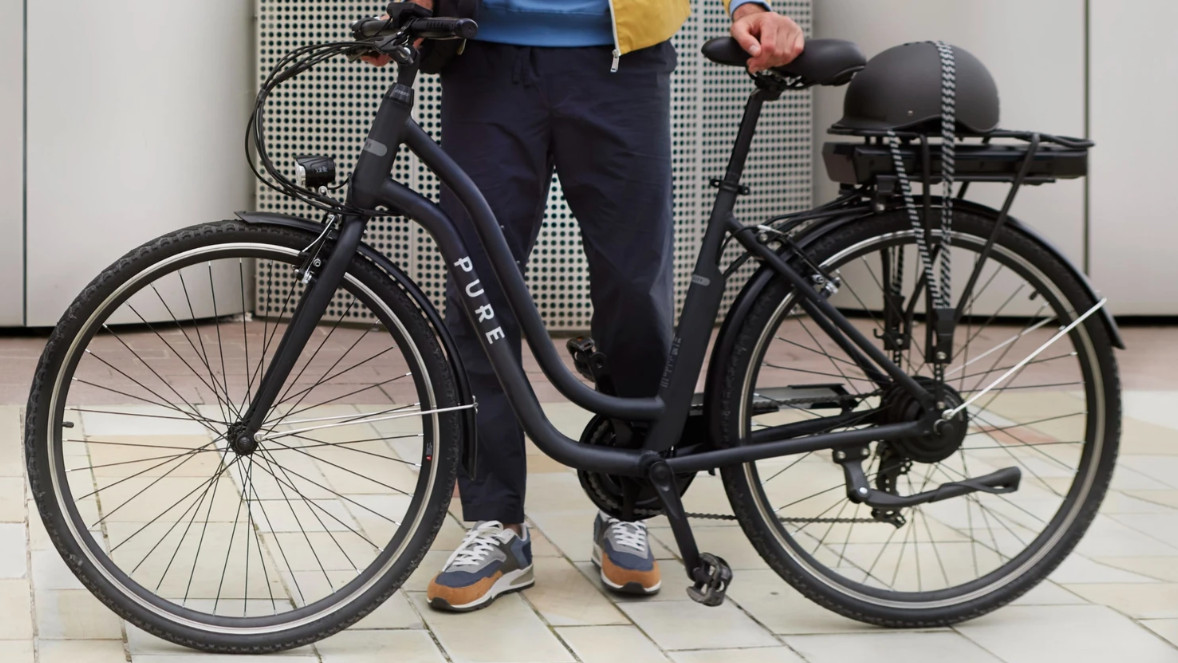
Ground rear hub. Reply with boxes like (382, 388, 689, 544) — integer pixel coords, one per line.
(882, 376, 968, 463)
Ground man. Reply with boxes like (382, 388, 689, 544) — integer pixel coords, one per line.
(372, 0, 803, 612)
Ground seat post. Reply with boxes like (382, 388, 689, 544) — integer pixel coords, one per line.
(718, 87, 772, 189)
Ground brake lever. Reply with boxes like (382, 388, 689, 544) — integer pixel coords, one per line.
(344, 44, 380, 62)
(345, 32, 413, 63)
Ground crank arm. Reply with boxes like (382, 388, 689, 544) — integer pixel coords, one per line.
(645, 456, 734, 607)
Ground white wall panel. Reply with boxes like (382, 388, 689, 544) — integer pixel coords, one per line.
(812, 0, 1088, 268)
(1089, 0, 1178, 315)
(0, 0, 24, 325)
(25, 0, 255, 326)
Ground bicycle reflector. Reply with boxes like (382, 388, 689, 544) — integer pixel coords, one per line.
(294, 155, 337, 190)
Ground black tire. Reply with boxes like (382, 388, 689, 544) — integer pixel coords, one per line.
(716, 209, 1120, 626)
(26, 221, 462, 652)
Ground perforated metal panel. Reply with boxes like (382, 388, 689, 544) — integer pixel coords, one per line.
(256, 0, 812, 329)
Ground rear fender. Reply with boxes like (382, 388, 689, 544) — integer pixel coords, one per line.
(703, 200, 1124, 445)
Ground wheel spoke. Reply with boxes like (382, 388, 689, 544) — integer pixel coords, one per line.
(176, 273, 240, 420)
(733, 220, 1114, 606)
(40, 235, 449, 628)
(125, 303, 238, 420)
(80, 437, 223, 507)
(149, 282, 234, 423)
(152, 449, 235, 591)
(266, 298, 366, 425)
(110, 449, 232, 555)
(251, 449, 381, 550)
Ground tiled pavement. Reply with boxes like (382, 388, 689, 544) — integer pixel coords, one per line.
(1, 327, 1177, 662)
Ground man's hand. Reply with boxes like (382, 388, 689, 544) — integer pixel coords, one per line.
(360, 0, 434, 67)
(360, 51, 393, 67)
(731, 4, 804, 73)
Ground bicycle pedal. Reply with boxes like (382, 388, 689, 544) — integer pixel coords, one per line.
(686, 552, 732, 607)
(566, 336, 618, 394)
(566, 336, 598, 382)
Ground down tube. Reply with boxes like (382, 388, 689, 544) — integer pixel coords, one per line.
(375, 190, 648, 478)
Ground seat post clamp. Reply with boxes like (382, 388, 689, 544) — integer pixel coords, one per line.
(710, 178, 751, 196)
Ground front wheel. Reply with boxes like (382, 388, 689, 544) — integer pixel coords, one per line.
(716, 209, 1120, 626)
(26, 221, 462, 652)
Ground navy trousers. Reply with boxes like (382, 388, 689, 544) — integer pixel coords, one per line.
(439, 41, 677, 524)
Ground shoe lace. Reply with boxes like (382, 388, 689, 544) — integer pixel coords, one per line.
(445, 521, 504, 569)
(609, 520, 648, 555)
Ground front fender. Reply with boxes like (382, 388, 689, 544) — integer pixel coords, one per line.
(235, 211, 479, 479)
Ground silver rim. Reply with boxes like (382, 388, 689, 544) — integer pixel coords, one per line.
(738, 228, 1106, 607)
(45, 241, 441, 635)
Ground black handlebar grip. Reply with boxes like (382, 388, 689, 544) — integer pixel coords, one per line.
(351, 16, 397, 40)
(407, 17, 478, 40)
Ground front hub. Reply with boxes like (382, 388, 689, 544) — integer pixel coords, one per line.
(883, 377, 968, 463)
(226, 423, 259, 456)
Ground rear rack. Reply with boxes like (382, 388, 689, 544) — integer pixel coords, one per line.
(822, 130, 1092, 187)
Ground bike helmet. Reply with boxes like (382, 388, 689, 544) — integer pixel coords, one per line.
(834, 42, 1000, 135)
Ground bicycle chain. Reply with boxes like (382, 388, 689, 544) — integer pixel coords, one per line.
(585, 392, 889, 526)
(631, 508, 883, 525)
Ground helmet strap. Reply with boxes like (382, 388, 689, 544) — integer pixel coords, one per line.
(884, 42, 960, 381)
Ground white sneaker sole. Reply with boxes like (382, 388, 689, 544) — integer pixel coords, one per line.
(592, 543, 661, 595)
(429, 566, 535, 612)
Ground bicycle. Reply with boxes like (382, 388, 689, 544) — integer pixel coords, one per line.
(25, 9, 1122, 654)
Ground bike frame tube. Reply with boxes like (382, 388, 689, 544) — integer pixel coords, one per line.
(248, 65, 939, 477)
(401, 126, 668, 422)
(241, 213, 369, 433)
(643, 87, 771, 452)
(729, 217, 936, 405)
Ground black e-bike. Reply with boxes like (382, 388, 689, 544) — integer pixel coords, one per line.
(26, 11, 1121, 653)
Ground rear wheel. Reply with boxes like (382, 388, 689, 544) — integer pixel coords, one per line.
(716, 209, 1120, 625)
(26, 221, 462, 652)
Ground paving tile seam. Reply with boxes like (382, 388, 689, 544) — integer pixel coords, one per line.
(1137, 618, 1178, 651)
(950, 624, 1017, 663)
(717, 592, 795, 651)
(517, 514, 686, 663)
(400, 588, 452, 663)
(21, 455, 48, 660)
(1109, 490, 1178, 512)
(514, 585, 583, 663)
(1101, 512, 1178, 553)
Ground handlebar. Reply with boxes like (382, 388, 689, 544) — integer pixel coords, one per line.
(409, 17, 478, 40)
(350, 16, 478, 42)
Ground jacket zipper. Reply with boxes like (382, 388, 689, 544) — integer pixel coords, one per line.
(605, 0, 621, 71)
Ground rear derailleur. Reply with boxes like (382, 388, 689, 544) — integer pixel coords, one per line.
(870, 443, 912, 527)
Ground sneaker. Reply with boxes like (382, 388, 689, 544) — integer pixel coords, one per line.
(427, 521, 534, 612)
(591, 512, 661, 595)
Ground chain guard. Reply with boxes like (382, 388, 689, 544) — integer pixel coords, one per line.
(576, 414, 697, 519)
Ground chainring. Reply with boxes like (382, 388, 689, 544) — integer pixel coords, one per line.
(576, 414, 696, 519)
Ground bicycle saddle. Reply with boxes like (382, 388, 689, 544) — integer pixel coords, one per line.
(701, 38, 865, 87)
